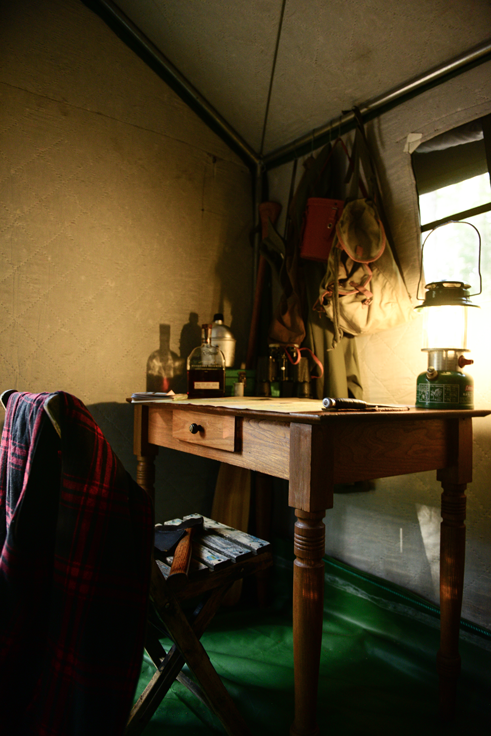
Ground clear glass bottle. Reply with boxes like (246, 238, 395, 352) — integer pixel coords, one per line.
(187, 324, 226, 398)
(146, 324, 176, 393)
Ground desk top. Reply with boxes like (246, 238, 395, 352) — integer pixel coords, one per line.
(132, 396, 490, 424)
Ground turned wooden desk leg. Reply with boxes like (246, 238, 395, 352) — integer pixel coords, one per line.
(290, 509, 325, 736)
(136, 455, 156, 499)
(133, 404, 158, 504)
(437, 481, 467, 720)
(436, 416, 472, 720)
(255, 472, 274, 607)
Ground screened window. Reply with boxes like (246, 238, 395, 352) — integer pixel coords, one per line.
(412, 115, 491, 304)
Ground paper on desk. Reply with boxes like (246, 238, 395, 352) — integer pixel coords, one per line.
(131, 391, 188, 403)
(130, 395, 326, 414)
(183, 397, 325, 413)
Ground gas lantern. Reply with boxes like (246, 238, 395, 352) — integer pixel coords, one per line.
(415, 221, 481, 410)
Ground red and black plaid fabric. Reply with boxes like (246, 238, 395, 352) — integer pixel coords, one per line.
(0, 392, 154, 736)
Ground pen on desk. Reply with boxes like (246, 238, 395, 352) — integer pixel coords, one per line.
(322, 397, 410, 411)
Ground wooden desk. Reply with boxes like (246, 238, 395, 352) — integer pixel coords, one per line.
(132, 397, 489, 736)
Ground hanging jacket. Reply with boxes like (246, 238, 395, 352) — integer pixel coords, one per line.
(0, 391, 153, 736)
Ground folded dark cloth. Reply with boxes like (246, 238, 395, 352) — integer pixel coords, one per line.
(154, 515, 203, 554)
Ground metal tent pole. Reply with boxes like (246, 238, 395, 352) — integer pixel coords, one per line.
(263, 40, 491, 170)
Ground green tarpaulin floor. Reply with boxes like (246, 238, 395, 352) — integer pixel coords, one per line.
(135, 546, 490, 736)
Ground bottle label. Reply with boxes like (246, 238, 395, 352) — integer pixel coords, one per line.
(194, 381, 220, 389)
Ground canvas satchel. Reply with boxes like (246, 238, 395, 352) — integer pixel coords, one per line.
(317, 117, 414, 346)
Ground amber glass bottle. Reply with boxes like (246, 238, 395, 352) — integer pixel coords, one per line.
(187, 324, 226, 398)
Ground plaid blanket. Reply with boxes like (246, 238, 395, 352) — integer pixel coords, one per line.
(0, 392, 154, 736)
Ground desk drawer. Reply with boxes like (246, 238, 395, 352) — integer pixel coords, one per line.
(172, 411, 236, 452)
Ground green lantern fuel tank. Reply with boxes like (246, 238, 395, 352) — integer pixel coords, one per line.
(416, 350, 474, 410)
(416, 370, 474, 410)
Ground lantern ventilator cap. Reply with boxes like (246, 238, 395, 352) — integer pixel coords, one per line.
(417, 281, 480, 309)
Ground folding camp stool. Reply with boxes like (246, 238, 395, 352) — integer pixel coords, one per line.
(126, 515, 273, 736)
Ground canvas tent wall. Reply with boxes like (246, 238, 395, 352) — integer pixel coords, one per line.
(1, 0, 490, 631)
(0, 0, 254, 522)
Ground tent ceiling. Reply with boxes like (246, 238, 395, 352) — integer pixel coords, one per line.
(95, 0, 491, 163)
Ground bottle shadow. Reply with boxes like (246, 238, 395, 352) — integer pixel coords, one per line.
(88, 399, 219, 523)
(146, 314, 202, 395)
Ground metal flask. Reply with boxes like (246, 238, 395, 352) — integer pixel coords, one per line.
(210, 313, 236, 368)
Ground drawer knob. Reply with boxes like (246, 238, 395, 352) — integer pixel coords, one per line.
(189, 423, 203, 434)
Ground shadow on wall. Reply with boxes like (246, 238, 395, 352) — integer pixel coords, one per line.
(146, 315, 202, 395)
(0, 399, 219, 525)
(88, 401, 220, 524)
(91, 313, 222, 523)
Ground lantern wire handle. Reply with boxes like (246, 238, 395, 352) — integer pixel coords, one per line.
(416, 220, 482, 301)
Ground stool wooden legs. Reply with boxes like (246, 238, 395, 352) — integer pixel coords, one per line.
(127, 563, 251, 736)
(290, 509, 325, 736)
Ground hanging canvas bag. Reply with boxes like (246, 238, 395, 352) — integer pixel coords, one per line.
(316, 116, 414, 346)
(300, 197, 344, 261)
(299, 138, 358, 262)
